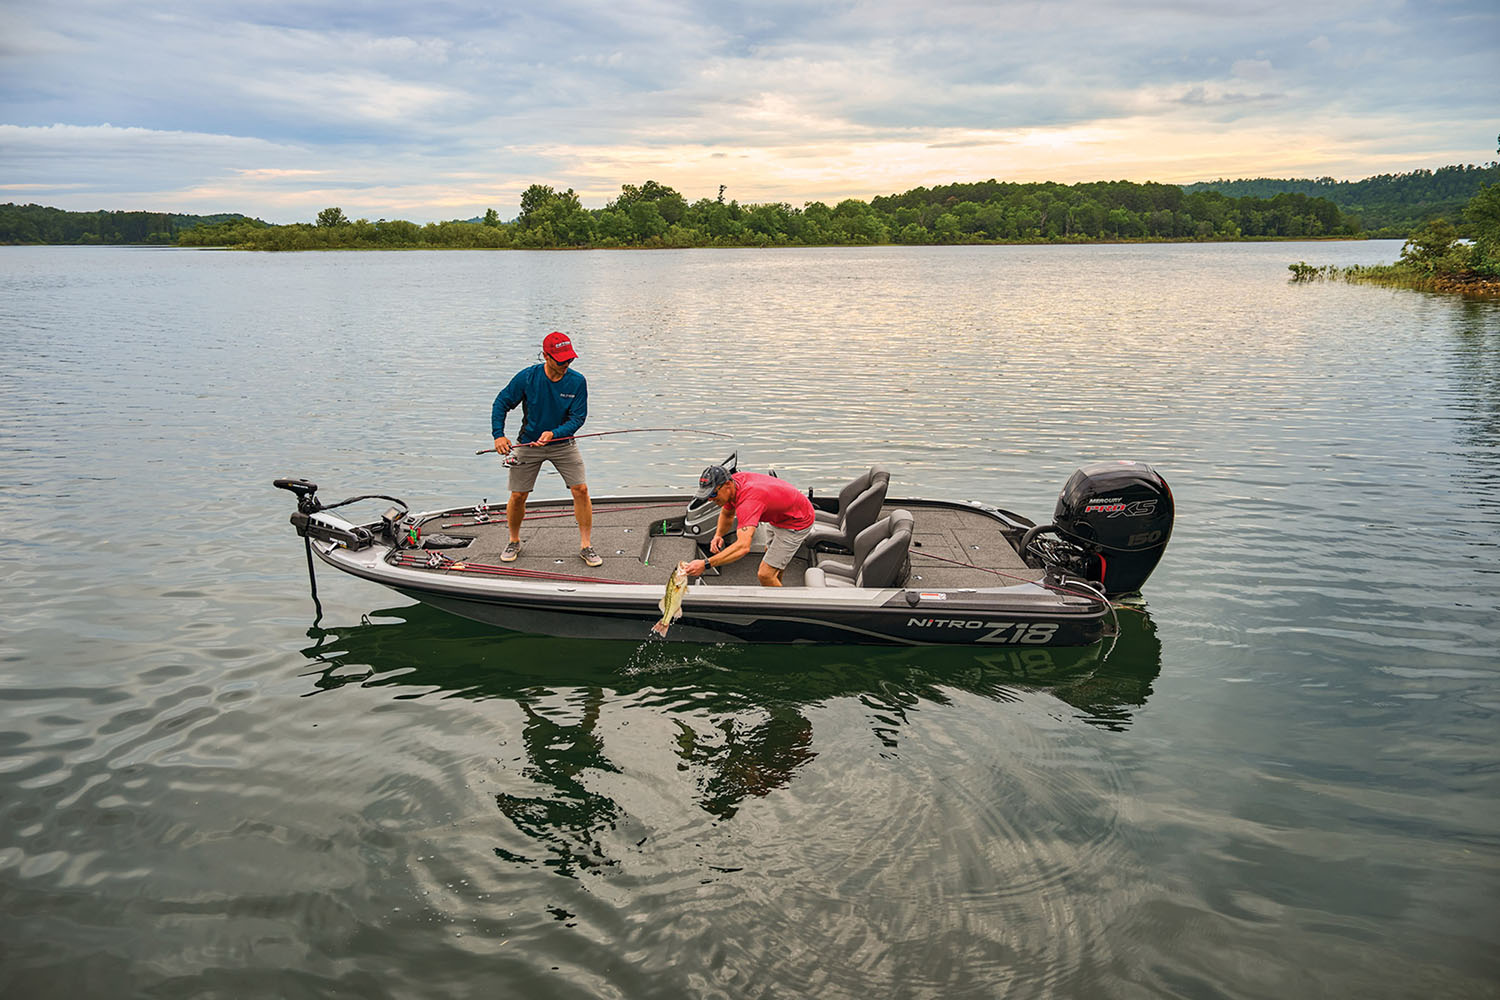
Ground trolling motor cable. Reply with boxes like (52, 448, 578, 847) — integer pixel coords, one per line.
(316, 493, 408, 514)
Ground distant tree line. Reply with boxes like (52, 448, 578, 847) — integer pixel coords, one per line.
(170, 177, 1365, 251)
(1187, 163, 1500, 237)
(6, 162, 1495, 250)
(0, 204, 250, 245)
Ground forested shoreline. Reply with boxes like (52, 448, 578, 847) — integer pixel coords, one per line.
(1187, 163, 1499, 237)
(1289, 151, 1500, 297)
(0, 205, 247, 245)
(171, 179, 1364, 251)
(2, 163, 1495, 251)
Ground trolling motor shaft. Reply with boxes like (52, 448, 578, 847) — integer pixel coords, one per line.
(274, 478, 326, 622)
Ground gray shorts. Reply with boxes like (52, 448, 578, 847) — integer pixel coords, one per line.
(761, 523, 812, 571)
(507, 441, 587, 493)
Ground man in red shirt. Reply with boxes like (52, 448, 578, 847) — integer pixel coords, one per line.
(685, 465, 814, 586)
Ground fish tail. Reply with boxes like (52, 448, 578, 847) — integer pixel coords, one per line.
(650, 621, 668, 637)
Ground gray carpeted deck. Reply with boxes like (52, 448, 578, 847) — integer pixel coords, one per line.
(892, 504, 1042, 589)
(412, 498, 1041, 589)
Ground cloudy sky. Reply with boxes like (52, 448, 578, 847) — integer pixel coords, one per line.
(2, 0, 1496, 223)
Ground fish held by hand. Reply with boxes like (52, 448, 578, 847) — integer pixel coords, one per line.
(651, 561, 690, 637)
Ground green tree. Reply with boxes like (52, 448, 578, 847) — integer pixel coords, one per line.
(483, 208, 500, 227)
(517, 185, 593, 245)
(626, 200, 667, 242)
(1463, 182, 1500, 274)
(517, 185, 558, 228)
(316, 207, 349, 228)
(1398, 218, 1466, 274)
(611, 180, 688, 225)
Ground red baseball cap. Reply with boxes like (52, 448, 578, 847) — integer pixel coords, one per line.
(542, 331, 578, 363)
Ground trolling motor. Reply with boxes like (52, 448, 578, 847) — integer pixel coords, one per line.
(274, 478, 410, 550)
(274, 478, 411, 622)
(1021, 461, 1174, 597)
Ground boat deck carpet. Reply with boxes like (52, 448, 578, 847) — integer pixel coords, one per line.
(412, 499, 1041, 590)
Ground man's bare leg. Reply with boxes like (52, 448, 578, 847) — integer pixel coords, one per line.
(507, 490, 528, 542)
(570, 483, 593, 548)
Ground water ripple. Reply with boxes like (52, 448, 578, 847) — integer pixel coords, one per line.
(2, 244, 1497, 997)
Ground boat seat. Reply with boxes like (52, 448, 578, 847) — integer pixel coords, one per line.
(804, 509, 913, 588)
(811, 508, 908, 579)
(807, 466, 889, 552)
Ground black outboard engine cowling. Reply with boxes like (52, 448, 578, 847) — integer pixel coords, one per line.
(1050, 461, 1173, 596)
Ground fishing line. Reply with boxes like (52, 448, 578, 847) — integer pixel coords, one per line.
(476, 427, 733, 455)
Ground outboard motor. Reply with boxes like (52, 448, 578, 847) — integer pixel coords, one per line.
(1023, 461, 1173, 596)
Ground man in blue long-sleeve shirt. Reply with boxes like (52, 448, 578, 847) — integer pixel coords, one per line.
(491, 331, 601, 567)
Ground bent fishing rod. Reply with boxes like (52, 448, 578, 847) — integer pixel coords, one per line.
(475, 427, 733, 455)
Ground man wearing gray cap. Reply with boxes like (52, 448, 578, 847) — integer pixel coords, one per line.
(684, 465, 814, 587)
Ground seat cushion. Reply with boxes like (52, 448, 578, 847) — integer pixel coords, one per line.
(804, 566, 855, 588)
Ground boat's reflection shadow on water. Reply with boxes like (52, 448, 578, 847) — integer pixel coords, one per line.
(298, 608, 1162, 874)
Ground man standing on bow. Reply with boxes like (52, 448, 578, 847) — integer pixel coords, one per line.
(684, 465, 814, 586)
(492, 331, 602, 567)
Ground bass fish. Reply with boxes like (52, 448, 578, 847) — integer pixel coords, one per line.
(651, 561, 690, 637)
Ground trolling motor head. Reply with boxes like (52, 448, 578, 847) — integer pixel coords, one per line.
(274, 478, 322, 515)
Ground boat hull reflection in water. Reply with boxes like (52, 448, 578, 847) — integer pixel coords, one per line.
(301, 603, 1162, 871)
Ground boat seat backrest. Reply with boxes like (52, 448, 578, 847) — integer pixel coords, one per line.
(805, 509, 913, 588)
(851, 511, 895, 568)
(837, 467, 878, 512)
(854, 510, 913, 589)
(809, 467, 890, 550)
(843, 468, 889, 529)
(818, 512, 896, 580)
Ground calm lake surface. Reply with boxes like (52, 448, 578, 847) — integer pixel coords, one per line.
(2, 242, 1497, 998)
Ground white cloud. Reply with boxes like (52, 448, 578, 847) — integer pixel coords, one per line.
(1, 0, 1495, 221)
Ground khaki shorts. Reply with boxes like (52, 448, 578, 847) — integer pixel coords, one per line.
(507, 440, 587, 493)
(761, 523, 812, 571)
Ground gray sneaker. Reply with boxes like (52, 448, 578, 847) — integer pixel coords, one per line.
(579, 546, 603, 568)
(500, 540, 521, 563)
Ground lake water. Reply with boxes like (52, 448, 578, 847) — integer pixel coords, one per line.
(2, 242, 1497, 998)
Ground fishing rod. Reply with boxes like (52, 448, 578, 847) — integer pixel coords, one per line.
(475, 427, 733, 455)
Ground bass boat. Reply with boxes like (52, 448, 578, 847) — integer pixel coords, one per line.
(274, 455, 1173, 647)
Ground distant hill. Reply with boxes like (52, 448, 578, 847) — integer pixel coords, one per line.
(1183, 164, 1500, 236)
(0, 203, 256, 245)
